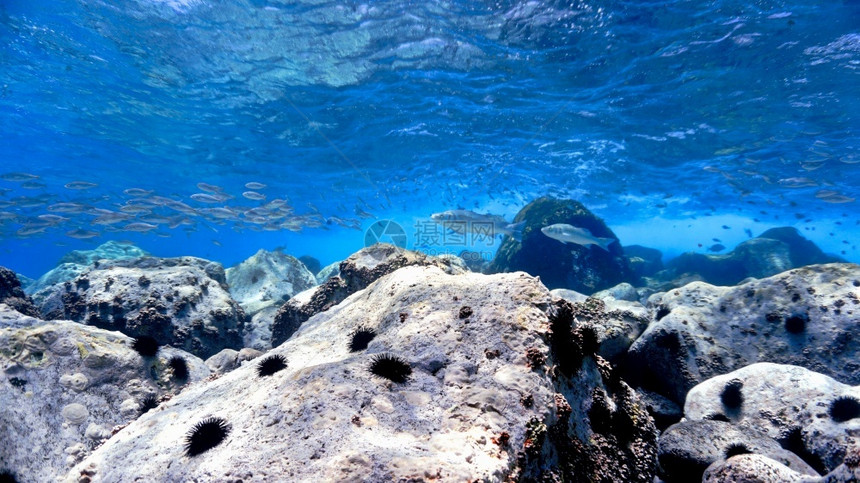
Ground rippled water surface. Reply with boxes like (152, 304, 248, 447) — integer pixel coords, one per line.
(1, 0, 858, 276)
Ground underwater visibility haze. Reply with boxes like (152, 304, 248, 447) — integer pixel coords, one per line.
(0, 0, 858, 276)
(5, 2, 860, 482)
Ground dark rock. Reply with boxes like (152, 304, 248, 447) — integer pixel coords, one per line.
(297, 255, 321, 275)
(759, 227, 843, 268)
(685, 362, 860, 474)
(658, 420, 818, 482)
(636, 389, 682, 431)
(624, 245, 664, 279)
(0, 267, 40, 318)
(664, 228, 843, 287)
(487, 197, 632, 292)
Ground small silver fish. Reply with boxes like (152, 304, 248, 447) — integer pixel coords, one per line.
(122, 222, 158, 232)
(244, 182, 267, 190)
(196, 182, 224, 193)
(123, 188, 153, 197)
(242, 191, 266, 201)
(1, 172, 39, 182)
(64, 181, 98, 190)
(191, 193, 226, 204)
(66, 228, 100, 239)
(540, 224, 616, 251)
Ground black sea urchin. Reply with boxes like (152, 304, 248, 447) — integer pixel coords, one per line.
(830, 396, 860, 423)
(369, 353, 412, 383)
(139, 394, 159, 415)
(168, 356, 189, 380)
(184, 417, 230, 457)
(131, 335, 160, 357)
(348, 327, 376, 352)
(785, 313, 808, 334)
(721, 379, 744, 410)
(0, 469, 18, 483)
(256, 354, 287, 377)
(725, 443, 752, 459)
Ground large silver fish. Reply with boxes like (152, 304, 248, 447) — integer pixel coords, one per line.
(431, 210, 524, 242)
(540, 223, 616, 251)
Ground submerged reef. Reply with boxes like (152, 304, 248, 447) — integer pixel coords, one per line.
(1, 239, 859, 482)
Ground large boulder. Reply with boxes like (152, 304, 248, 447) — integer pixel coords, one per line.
(626, 263, 860, 405)
(57, 240, 148, 266)
(702, 453, 860, 482)
(37, 256, 246, 359)
(65, 266, 657, 482)
(665, 228, 843, 286)
(685, 363, 860, 474)
(270, 244, 468, 346)
(487, 197, 632, 292)
(26, 241, 148, 306)
(0, 266, 39, 318)
(0, 308, 208, 482)
(657, 419, 817, 482)
(226, 249, 317, 350)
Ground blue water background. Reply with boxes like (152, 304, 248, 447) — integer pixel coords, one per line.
(1, 0, 858, 278)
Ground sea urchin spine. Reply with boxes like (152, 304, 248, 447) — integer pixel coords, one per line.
(168, 355, 189, 380)
(369, 353, 412, 384)
(131, 335, 160, 357)
(830, 396, 860, 423)
(721, 379, 744, 410)
(725, 443, 752, 459)
(184, 417, 230, 457)
(139, 394, 159, 415)
(0, 469, 18, 483)
(348, 327, 376, 352)
(256, 354, 288, 377)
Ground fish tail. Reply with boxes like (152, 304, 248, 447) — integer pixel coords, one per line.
(597, 237, 616, 252)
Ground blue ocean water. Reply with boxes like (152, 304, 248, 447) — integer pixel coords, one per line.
(0, 0, 858, 278)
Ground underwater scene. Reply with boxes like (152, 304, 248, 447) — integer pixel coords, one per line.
(1, 0, 859, 481)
